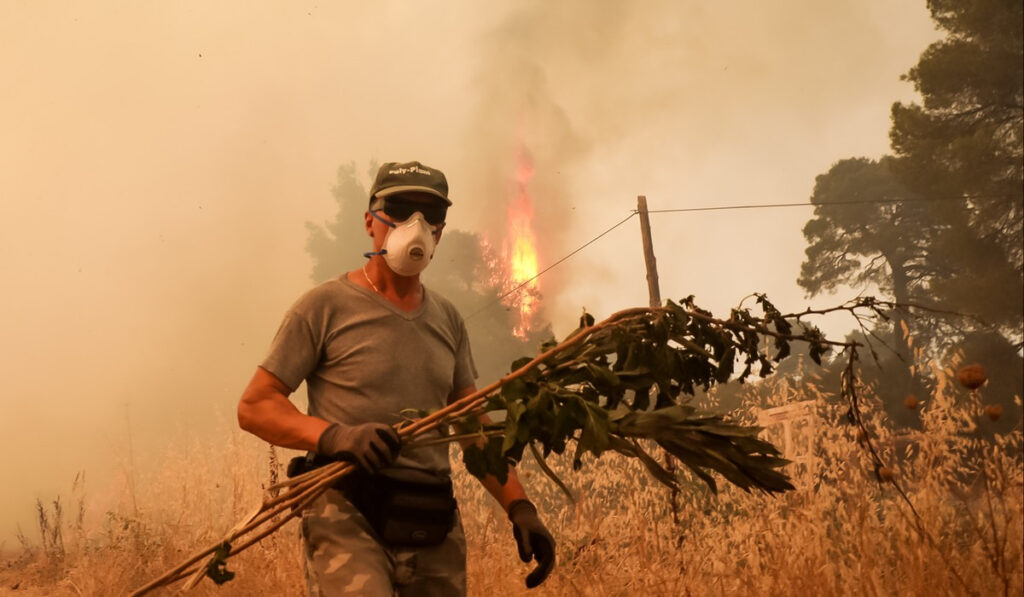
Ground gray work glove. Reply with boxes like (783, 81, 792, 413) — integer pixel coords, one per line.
(317, 422, 401, 474)
(507, 499, 555, 588)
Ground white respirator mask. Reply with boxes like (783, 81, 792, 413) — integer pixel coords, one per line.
(365, 210, 438, 276)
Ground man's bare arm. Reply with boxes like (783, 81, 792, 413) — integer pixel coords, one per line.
(237, 366, 330, 452)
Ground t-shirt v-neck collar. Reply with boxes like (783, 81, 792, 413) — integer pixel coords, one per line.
(338, 275, 427, 320)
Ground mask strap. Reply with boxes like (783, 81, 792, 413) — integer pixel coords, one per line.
(364, 210, 393, 258)
(370, 210, 397, 228)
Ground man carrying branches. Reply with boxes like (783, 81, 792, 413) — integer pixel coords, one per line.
(237, 161, 555, 595)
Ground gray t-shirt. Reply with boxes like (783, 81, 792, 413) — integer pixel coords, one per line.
(260, 275, 478, 474)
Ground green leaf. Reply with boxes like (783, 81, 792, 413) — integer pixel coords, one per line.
(775, 339, 791, 361)
(613, 405, 698, 438)
(608, 436, 678, 490)
(501, 417, 520, 455)
(676, 457, 719, 493)
(501, 378, 530, 403)
(657, 431, 794, 495)
(715, 347, 736, 383)
(578, 401, 610, 456)
(462, 444, 488, 480)
(809, 341, 827, 366)
(585, 363, 620, 388)
(548, 400, 578, 456)
(480, 436, 511, 485)
(484, 393, 506, 411)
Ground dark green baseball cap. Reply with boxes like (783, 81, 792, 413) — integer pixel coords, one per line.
(368, 161, 452, 206)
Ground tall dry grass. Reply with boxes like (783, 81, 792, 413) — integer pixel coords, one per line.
(2, 369, 1020, 597)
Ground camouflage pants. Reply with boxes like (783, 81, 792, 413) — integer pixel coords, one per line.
(301, 488, 467, 597)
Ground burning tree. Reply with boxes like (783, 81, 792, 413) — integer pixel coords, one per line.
(483, 147, 545, 340)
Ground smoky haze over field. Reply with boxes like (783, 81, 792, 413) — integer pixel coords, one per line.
(0, 1, 938, 543)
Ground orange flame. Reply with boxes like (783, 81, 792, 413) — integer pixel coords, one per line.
(481, 149, 542, 339)
(507, 152, 540, 338)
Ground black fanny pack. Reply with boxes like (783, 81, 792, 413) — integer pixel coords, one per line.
(353, 468, 457, 547)
(289, 456, 457, 547)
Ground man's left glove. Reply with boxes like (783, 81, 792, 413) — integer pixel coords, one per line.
(507, 499, 555, 588)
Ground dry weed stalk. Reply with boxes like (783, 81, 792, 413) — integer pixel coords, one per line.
(3, 367, 1020, 596)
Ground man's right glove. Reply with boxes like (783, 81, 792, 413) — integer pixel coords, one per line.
(317, 422, 401, 474)
(507, 499, 555, 588)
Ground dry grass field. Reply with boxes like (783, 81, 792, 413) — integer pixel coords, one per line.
(2, 372, 1020, 597)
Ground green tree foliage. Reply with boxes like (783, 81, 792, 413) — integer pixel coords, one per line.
(305, 162, 378, 282)
(801, 0, 1023, 334)
(800, 157, 934, 309)
(305, 161, 550, 384)
(800, 0, 1023, 428)
(799, 158, 930, 410)
(889, 0, 1023, 330)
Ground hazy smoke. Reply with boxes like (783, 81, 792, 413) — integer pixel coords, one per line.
(459, 1, 642, 321)
(0, 1, 938, 546)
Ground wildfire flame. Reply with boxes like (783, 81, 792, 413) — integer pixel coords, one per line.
(483, 148, 542, 339)
(507, 152, 540, 338)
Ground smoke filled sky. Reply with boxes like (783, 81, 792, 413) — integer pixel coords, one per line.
(1, 1, 938, 541)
